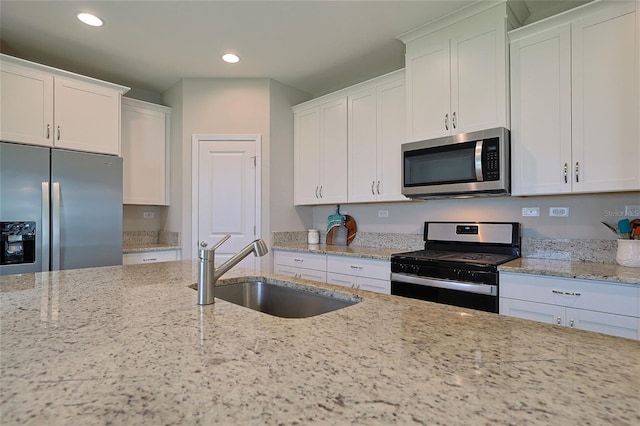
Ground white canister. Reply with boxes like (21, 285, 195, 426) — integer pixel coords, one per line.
(616, 239, 640, 267)
(307, 229, 320, 245)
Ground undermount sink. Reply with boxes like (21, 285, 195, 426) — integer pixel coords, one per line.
(191, 277, 361, 318)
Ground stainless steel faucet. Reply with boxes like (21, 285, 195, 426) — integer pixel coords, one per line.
(197, 234, 269, 305)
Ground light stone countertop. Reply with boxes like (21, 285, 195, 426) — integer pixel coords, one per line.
(275, 243, 639, 285)
(272, 243, 407, 261)
(500, 258, 640, 285)
(1, 260, 639, 425)
(122, 243, 182, 254)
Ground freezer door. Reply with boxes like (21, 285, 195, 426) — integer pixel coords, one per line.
(51, 149, 122, 271)
(0, 142, 50, 275)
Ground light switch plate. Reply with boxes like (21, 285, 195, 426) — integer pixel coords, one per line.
(143, 211, 155, 219)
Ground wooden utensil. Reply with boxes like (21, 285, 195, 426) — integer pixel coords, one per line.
(345, 215, 357, 245)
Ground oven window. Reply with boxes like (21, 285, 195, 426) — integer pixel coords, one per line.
(404, 141, 477, 186)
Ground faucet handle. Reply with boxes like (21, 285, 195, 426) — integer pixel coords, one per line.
(211, 234, 231, 251)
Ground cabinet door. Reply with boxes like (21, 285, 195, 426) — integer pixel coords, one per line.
(357, 277, 391, 295)
(294, 108, 321, 205)
(510, 26, 572, 195)
(122, 101, 169, 205)
(327, 272, 357, 289)
(319, 98, 348, 204)
(0, 63, 54, 147)
(348, 88, 378, 202)
(567, 308, 639, 340)
(571, 2, 639, 193)
(499, 298, 565, 326)
(377, 77, 407, 202)
(405, 34, 451, 141)
(450, 19, 507, 135)
(54, 77, 121, 155)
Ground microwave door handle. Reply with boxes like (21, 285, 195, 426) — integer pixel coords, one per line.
(475, 140, 483, 181)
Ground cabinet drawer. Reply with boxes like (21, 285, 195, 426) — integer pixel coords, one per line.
(327, 255, 390, 280)
(123, 250, 179, 265)
(274, 250, 326, 271)
(327, 273, 391, 295)
(274, 265, 326, 283)
(500, 272, 639, 317)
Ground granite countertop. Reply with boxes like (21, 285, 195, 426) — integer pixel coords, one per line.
(276, 243, 639, 285)
(272, 243, 404, 260)
(122, 244, 181, 254)
(500, 258, 640, 285)
(1, 261, 638, 425)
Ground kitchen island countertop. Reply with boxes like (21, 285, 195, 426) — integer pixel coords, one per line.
(1, 261, 638, 425)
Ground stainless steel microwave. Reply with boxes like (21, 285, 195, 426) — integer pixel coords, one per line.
(402, 127, 510, 199)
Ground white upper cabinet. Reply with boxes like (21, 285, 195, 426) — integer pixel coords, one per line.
(401, 4, 509, 142)
(294, 96, 348, 205)
(0, 54, 128, 156)
(510, 1, 639, 196)
(0, 62, 54, 147)
(121, 98, 171, 205)
(348, 70, 406, 203)
(54, 77, 122, 155)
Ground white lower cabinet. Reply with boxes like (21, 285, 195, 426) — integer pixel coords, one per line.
(123, 250, 180, 265)
(326, 255, 391, 294)
(273, 250, 327, 282)
(500, 272, 640, 340)
(273, 250, 391, 294)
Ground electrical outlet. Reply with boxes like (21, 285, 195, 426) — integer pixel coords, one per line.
(143, 211, 155, 219)
(549, 207, 569, 217)
(625, 205, 640, 216)
(522, 207, 539, 217)
(378, 210, 389, 218)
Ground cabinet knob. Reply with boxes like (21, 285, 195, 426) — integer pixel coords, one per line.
(556, 317, 562, 325)
(569, 319, 574, 328)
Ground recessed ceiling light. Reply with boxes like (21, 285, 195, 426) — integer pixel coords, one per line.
(222, 53, 240, 64)
(77, 12, 103, 27)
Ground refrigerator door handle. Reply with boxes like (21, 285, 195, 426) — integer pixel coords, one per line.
(52, 182, 61, 271)
(41, 182, 50, 272)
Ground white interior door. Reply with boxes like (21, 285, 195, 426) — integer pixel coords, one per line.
(194, 136, 260, 272)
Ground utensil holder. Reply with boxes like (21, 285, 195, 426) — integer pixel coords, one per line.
(616, 240, 640, 267)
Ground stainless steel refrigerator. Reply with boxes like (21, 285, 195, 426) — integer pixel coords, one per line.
(0, 141, 123, 275)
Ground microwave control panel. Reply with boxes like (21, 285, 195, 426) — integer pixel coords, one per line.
(482, 138, 500, 181)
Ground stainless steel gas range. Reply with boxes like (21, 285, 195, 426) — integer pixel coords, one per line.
(390, 222, 521, 313)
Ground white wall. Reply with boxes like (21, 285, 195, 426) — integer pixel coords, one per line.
(268, 79, 313, 233)
(312, 192, 640, 239)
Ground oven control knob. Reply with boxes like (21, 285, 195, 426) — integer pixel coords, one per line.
(470, 272, 479, 280)
(409, 265, 419, 274)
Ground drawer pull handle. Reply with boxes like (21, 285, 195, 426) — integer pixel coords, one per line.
(294, 258, 303, 263)
(143, 258, 157, 262)
(350, 265, 363, 270)
(552, 290, 581, 296)
(556, 317, 562, 325)
(569, 319, 574, 328)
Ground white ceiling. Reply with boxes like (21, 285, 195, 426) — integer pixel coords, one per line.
(0, 1, 590, 98)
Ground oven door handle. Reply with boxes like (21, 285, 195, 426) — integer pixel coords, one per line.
(391, 273, 497, 296)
